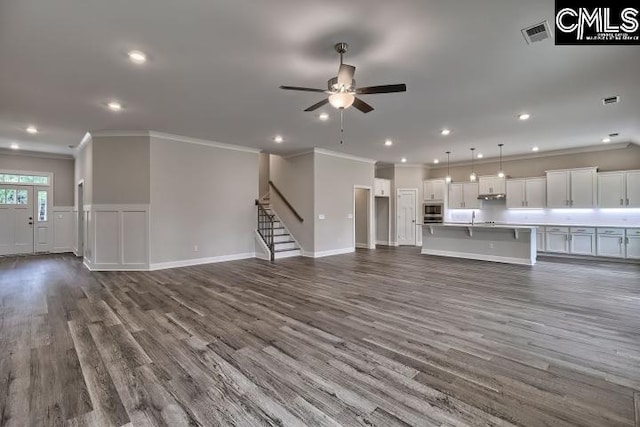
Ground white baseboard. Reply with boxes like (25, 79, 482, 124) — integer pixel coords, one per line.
(376, 240, 389, 245)
(149, 252, 255, 271)
(421, 249, 536, 266)
(302, 247, 355, 258)
(389, 241, 399, 247)
(355, 243, 369, 249)
(84, 258, 149, 271)
(53, 247, 73, 254)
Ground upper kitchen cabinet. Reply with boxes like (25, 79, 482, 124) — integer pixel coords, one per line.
(506, 177, 546, 209)
(478, 176, 505, 195)
(546, 167, 597, 208)
(598, 170, 640, 208)
(374, 178, 391, 197)
(423, 179, 446, 201)
(449, 182, 479, 209)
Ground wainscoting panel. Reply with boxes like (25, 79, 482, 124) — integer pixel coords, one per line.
(53, 207, 75, 253)
(88, 205, 149, 271)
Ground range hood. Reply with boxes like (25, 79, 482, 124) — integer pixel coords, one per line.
(477, 193, 506, 201)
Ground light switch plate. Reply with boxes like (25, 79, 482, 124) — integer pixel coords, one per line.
(347, 213, 353, 219)
(318, 214, 325, 220)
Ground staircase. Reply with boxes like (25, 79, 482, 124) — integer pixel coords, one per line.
(256, 193, 301, 260)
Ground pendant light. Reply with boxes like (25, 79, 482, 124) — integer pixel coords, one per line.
(469, 148, 477, 182)
(497, 143, 505, 178)
(445, 151, 452, 183)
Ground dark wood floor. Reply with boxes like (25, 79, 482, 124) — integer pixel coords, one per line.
(1, 248, 639, 426)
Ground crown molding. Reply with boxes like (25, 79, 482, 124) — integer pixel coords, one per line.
(313, 148, 376, 164)
(150, 131, 261, 154)
(91, 130, 150, 138)
(0, 148, 73, 160)
(427, 142, 635, 168)
(283, 149, 315, 160)
(394, 163, 427, 168)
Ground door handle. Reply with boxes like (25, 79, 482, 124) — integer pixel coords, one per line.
(28, 222, 33, 225)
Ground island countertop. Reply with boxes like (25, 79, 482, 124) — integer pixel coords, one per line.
(420, 223, 537, 231)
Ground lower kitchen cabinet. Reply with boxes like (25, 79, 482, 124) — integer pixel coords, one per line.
(597, 229, 625, 258)
(569, 227, 596, 256)
(627, 229, 640, 259)
(546, 227, 569, 253)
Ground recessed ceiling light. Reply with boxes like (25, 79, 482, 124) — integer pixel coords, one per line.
(128, 50, 147, 64)
(433, 159, 439, 164)
(26, 125, 38, 134)
(477, 153, 484, 159)
(107, 101, 122, 112)
(602, 137, 611, 143)
(274, 135, 284, 143)
(384, 139, 393, 146)
(10, 142, 19, 150)
(401, 157, 407, 163)
(441, 129, 451, 136)
(519, 113, 531, 121)
(532, 146, 539, 152)
(318, 112, 329, 121)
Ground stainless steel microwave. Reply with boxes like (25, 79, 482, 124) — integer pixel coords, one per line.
(424, 203, 443, 216)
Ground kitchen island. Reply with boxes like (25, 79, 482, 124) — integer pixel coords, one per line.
(421, 224, 537, 265)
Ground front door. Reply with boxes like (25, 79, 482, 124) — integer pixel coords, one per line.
(397, 189, 416, 246)
(0, 185, 34, 255)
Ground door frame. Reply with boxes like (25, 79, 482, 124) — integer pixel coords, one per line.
(77, 180, 84, 257)
(353, 185, 375, 250)
(0, 169, 53, 255)
(397, 188, 419, 246)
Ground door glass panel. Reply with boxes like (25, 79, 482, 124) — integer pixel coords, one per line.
(17, 190, 28, 205)
(6, 189, 16, 204)
(33, 176, 49, 185)
(19, 175, 34, 184)
(5, 175, 19, 183)
(0, 174, 4, 182)
(0, 189, 5, 204)
(38, 191, 47, 221)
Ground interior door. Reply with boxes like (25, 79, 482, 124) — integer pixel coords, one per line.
(397, 190, 416, 246)
(0, 185, 34, 255)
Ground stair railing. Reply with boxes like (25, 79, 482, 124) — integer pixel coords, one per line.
(269, 181, 303, 222)
(255, 200, 275, 262)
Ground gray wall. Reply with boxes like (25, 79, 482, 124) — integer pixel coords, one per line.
(0, 150, 74, 206)
(92, 135, 150, 204)
(428, 144, 640, 181)
(258, 152, 270, 198)
(269, 153, 315, 252)
(354, 188, 369, 246)
(149, 136, 258, 263)
(375, 197, 390, 244)
(75, 138, 93, 205)
(314, 152, 374, 253)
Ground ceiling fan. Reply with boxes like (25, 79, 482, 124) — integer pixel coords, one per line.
(280, 42, 407, 114)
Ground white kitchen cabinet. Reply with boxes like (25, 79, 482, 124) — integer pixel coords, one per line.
(423, 179, 446, 201)
(478, 176, 505, 195)
(569, 227, 596, 256)
(506, 178, 546, 209)
(598, 170, 640, 208)
(546, 227, 569, 253)
(597, 228, 625, 258)
(536, 227, 545, 252)
(546, 168, 597, 208)
(374, 178, 391, 197)
(448, 182, 479, 209)
(626, 229, 640, 259)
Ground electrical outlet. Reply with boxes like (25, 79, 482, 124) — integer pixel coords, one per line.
(194, 245, 198, 252)
(318, 214, 325, 220)
(347, 213, 353, 219)
(489, 243, 494, 249)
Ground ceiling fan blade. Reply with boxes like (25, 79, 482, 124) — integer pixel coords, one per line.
(337, 64, 356, 87)
(356, 84, 407, 94)
(304, 98, 329, 112)
(352, 97, 374, 113)
(280, 85, 326, 93)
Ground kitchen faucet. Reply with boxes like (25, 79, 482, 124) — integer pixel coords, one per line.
(471, 210, 475, 226)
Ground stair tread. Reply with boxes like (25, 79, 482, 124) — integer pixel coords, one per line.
(274, 240, 296, 245)
(275, 248, 301, 253)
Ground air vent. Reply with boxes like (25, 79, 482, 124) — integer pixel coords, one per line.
(602, 96, 620, 105)
(609, 133, 619, 137)
(522, 21, 552, 44)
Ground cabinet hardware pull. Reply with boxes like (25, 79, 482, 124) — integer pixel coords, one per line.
(626, 237, 629, 244)
(626, 198, 630, 205)
(621, 198, 624, 206)
(619, 237, 623, 244)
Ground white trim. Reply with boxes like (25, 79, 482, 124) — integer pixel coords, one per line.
(76, 132, 92, 153)
(428, 142, 633, 169)
(353, 185, 375, 250)
(150, 131, 261, 154)
(84, 258, 149, 271)
(355, 243, 369, 249)
(376, 240, 389, 245)
(91, 130, 150, 138)
(254, 230, 271, 261)
(275, 250, 302, 259)
(394, 163, 427, 168)
(0, 149, 73, 160)
(302, 247, 355, 258)
(420, 249, 536, 266)
(283, 149, 315, 160)
(149, 252, 255, 271)
(0, 170, 53, 186)
(313, 148, 377, 164)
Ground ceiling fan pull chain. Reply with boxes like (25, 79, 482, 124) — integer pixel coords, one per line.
(340, 109, 345, 145)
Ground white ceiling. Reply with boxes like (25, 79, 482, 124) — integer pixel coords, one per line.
(1, 0, 638, 164)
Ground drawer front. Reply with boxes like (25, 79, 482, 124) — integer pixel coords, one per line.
(546, 226, 569, 233)
(570, 227, 595, 234)
(598, 228, 624, 236)
(626, 228, 640, 236)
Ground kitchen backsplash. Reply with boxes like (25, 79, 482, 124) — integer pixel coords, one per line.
(447, 200, 640, 226)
